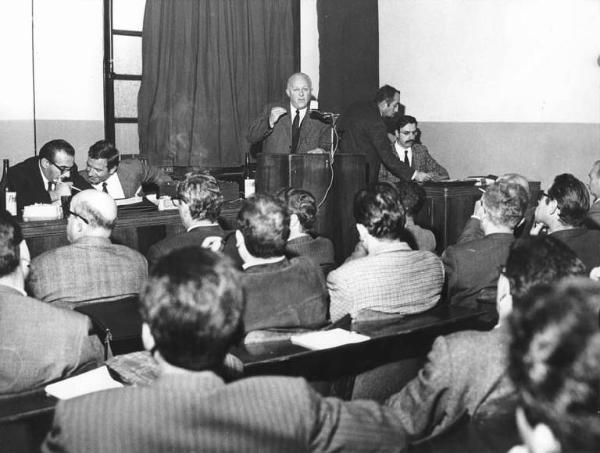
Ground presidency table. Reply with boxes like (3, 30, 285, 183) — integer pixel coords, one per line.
(19, 201, 241, 258)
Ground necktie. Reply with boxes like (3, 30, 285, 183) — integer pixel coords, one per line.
(404, 149, 410, 166)
(102, 182, 108, 194)
(291, 109, 300, 154)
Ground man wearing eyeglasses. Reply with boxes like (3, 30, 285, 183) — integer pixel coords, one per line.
(27, 190, 148, 308)
(7, 139, 92, 212)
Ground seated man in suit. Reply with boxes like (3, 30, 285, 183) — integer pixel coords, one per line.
(247, 72, 330, 155)
(0, 211, 103, 394)
(395, 181, 436, 252)
(327, 183, 443, 322)
(585, 159, 600, 229)
(81, 140, 170, 199)
(42, 247, 406, 452)
(386, 236, 587, 447)
(235, 194, 328, 332)
(533, 173, 600, 271)
(278, 187, 335, 275)
(457, 173, 532, 244)
(507, 279, 600, 453)
(379, 115, 449, 183)
(443, 181, 528, 307)
(27, 190, 147, 308)
(146, 173, 238, 268)
(7, 139, 92, 212)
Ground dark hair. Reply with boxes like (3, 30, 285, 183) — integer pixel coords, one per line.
(504, 236, 587, 303)
(141, 247, 244, 371)
(508, 279, 600, 451)
(38, 139, 75, 162)
(547, 173, 590, 226)
(88, 140, 120, 171)
(277, 187, 317, 231)
(393, 115, 418, 132)
(0, 211, 22, 277)
(482, 181, 528, 228)
(237, 194, 289, 258)
(374, 85, 400, 105)
(354, 183, 405, 240)
(177, 173, 223, 222)
(395, 181, 426, 217)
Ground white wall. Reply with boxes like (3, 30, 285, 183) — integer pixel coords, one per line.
(379, 0, 600, 187)
(300, 0, 320, 98)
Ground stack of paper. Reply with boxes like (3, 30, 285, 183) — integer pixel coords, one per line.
(291, 328, 370, 350)
(45, 366, 124, 400)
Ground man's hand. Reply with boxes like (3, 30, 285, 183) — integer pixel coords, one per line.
(306, 148, 326, 154)
(269, 107, 287, 128)
(49, 181, 73, 202)
(413, 171, 433, 182)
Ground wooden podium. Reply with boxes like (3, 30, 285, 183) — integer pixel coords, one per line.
(256, 153, 366, 262)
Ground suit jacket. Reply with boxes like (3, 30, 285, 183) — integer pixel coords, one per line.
(443, 233, 514, 307)
(550, 227, 600, 271)
(585, 200, 600, 230)
(286, 234, 336, 276)
(0, 285, 103, 395)
(378, 144, 449, 182)
(327, 242, 444, 322)
(28, 236, 148, 309)
(80, 159, 171, 199)
(242, 256, 329, 332)
(386, 327, 515, 443)
(404, 217, 436, 252)
(146, 224, 227, 268)
(42, 373, 406, 453)
(338, 101, 413, 184)
(7, 156, 92, 212)
(247, 101, 331, 154)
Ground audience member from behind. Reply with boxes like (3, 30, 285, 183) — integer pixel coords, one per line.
(82, 140, 170, 199)
(395, 181, 436, 251)
(236, 194, 328, 332)
(507, 279, 600, 453)
(43, 247, 406, 452)
(533, 173, 600, 271)
(443, 181, 528, 307)
(457, 173, 532, 244)
(0, 211, 103, 395)
(379, 115, 449, 183)
(7, 139, 92, 211)
(328, 183, 443, 322)
(278, 187, 335, 275)
(146, 173, 237, 267)
(386, 236, 587, 446)
(586, 159, 600, 229)
(28, 190, 147, 308)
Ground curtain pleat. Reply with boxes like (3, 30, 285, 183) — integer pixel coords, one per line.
(138, 0, 294, 167)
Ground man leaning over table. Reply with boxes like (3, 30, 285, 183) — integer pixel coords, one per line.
(81, 140, 170, 199)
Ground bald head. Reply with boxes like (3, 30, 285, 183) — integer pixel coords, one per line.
(70, 190, 117, 233)
(286, 73, 312, 110)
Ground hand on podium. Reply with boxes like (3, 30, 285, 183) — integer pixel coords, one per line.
(306, 148, 327, 154)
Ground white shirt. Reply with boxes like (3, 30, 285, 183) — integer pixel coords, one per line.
(92, 172, 125, 199)
(289, 104, 308, 126)
(39, 161, 52, 192)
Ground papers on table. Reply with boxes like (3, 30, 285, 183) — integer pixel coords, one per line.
(45, 366, 123, 400)
(115, 196, 144, 206)
(291, 328, 370, 350)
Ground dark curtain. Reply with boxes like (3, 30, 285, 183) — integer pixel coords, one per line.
(317, 0, 379, 114)
(138, 0, 294, 167)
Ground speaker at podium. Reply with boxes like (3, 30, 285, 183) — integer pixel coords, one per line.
(255, 153, 366, 263)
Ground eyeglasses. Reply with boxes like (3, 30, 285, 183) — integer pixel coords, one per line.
(537, 190, 549, 201)
(49, 160, 74, 175)
(67, 209, 89, 224)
